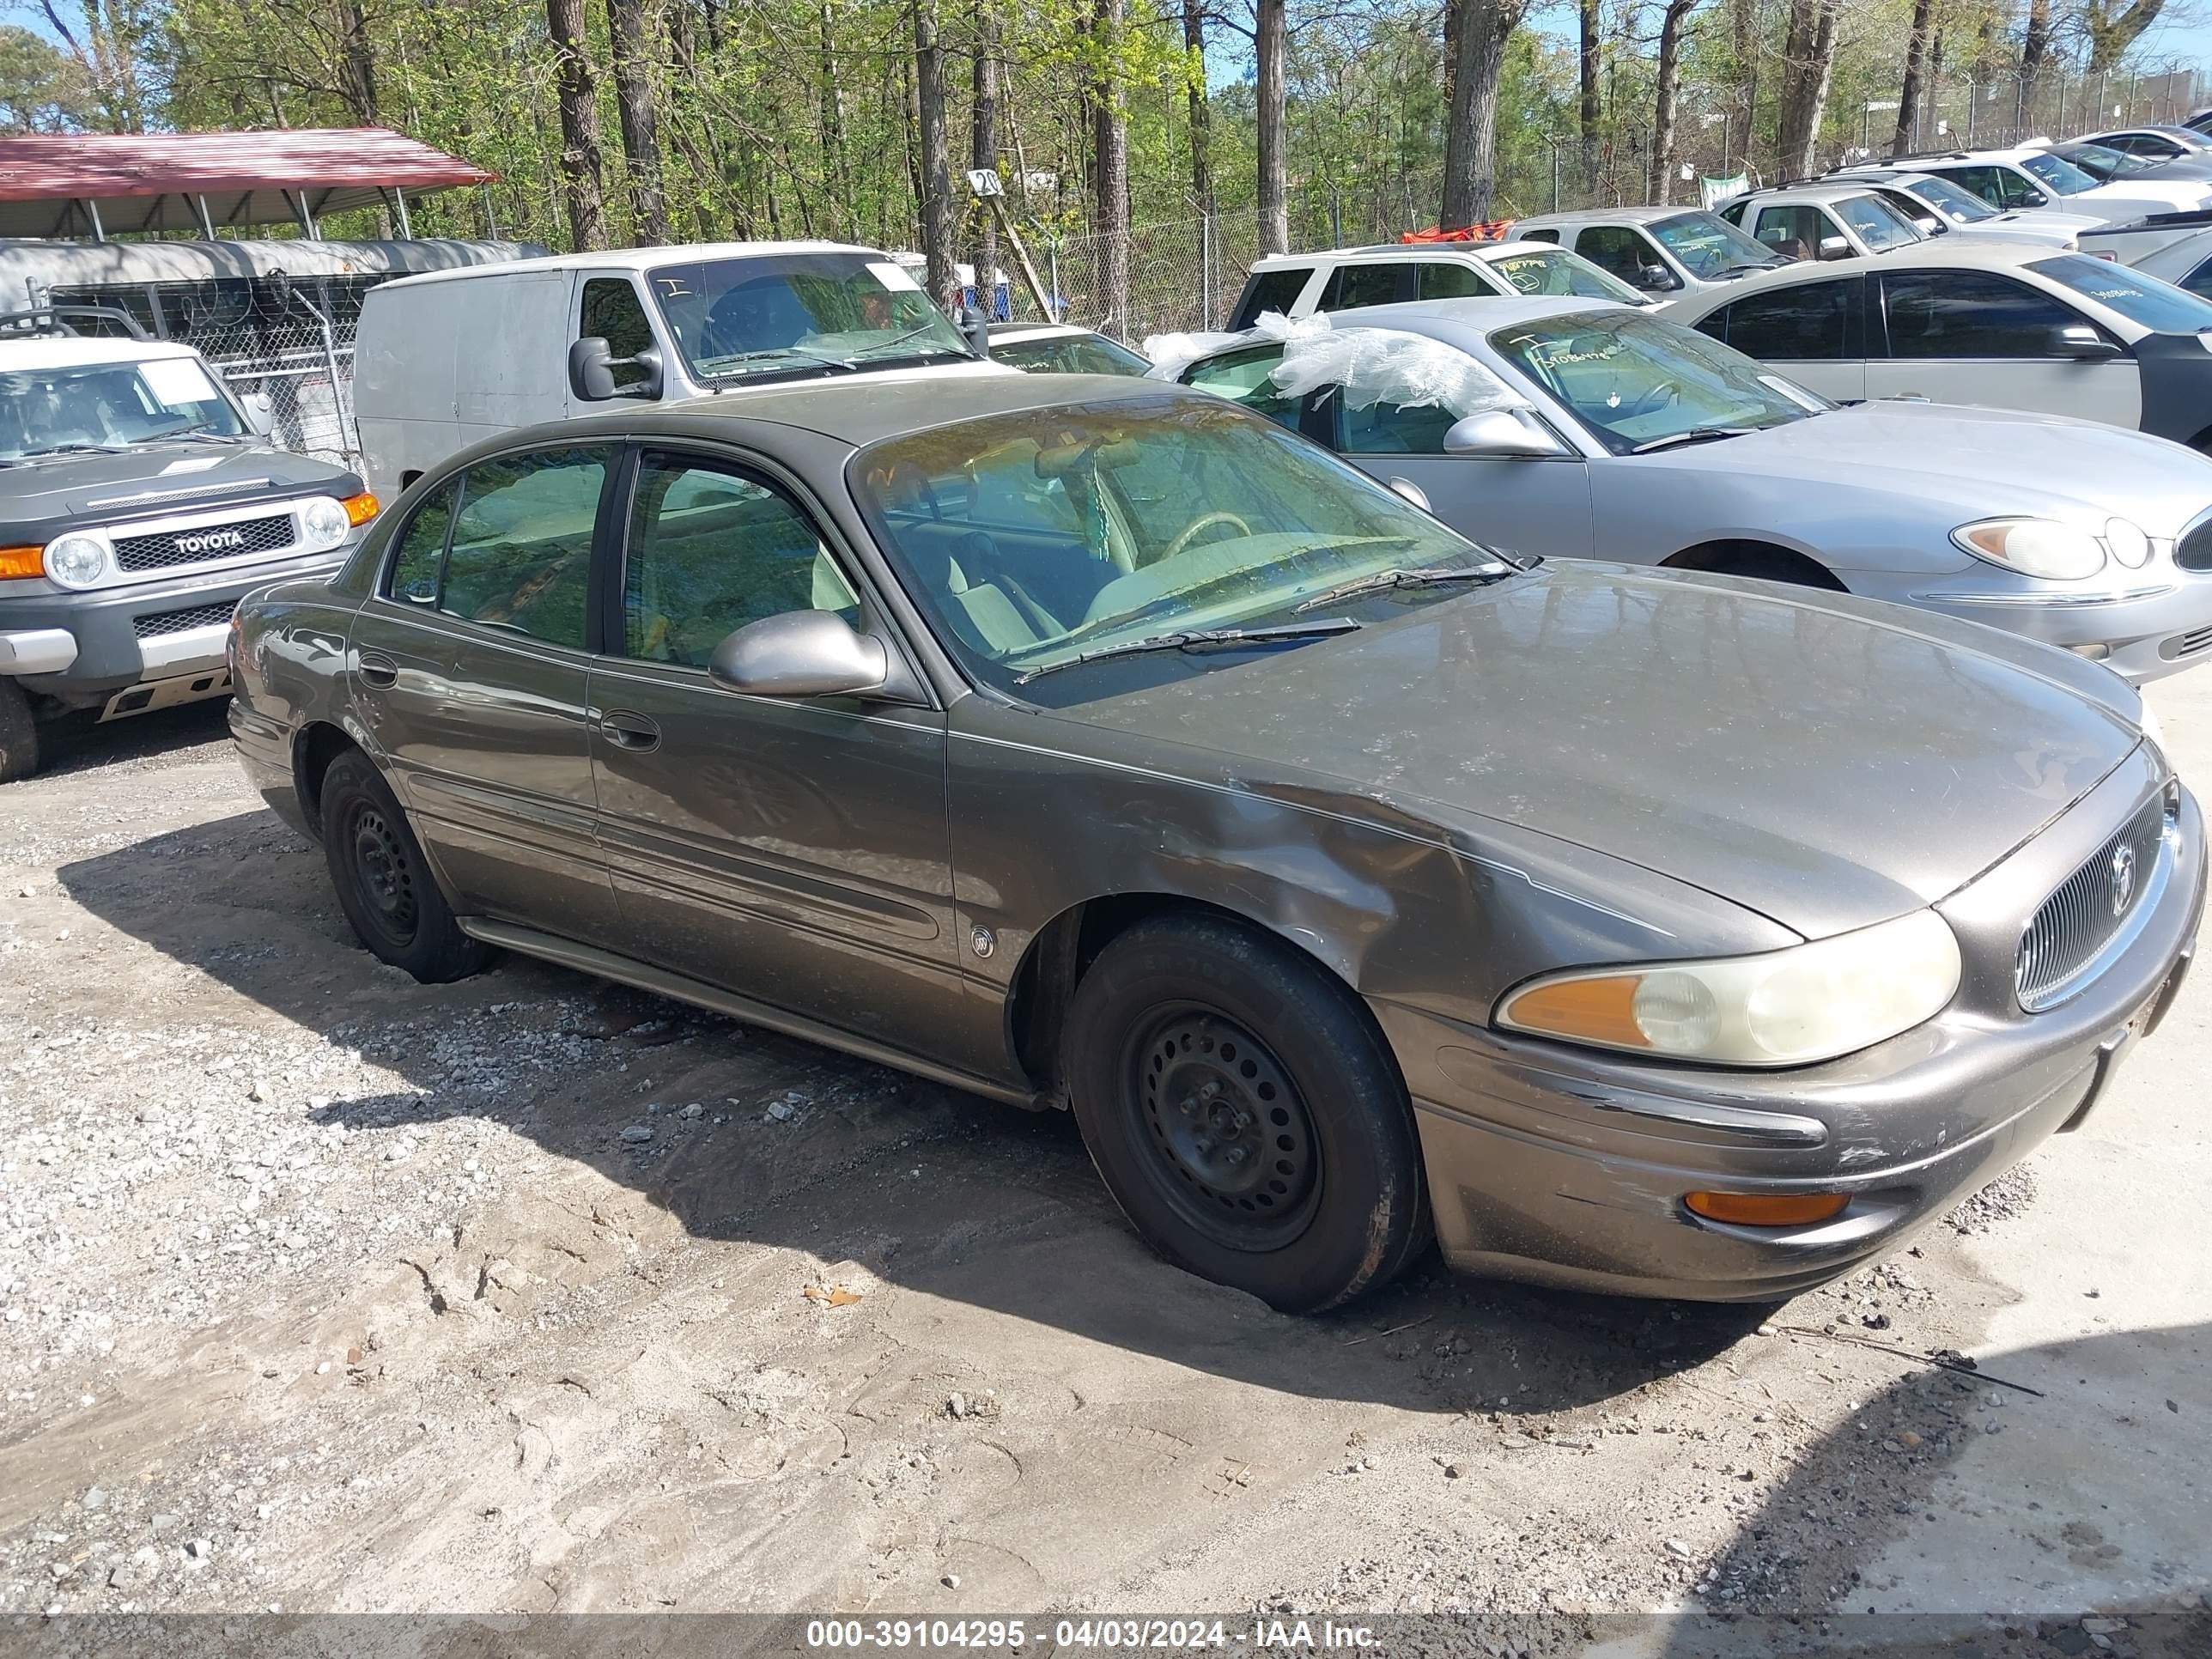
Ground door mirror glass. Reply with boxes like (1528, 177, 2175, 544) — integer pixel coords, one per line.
(1816, 235, 1852, 260)
(567, 335, 664, 402)
(710, 610, 889, 698)
(1441, 410, 1566, 459)
(2051, 321, 2122, 360)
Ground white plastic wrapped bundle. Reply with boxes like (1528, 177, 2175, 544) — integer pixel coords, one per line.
(1267, 318, 1528, 416)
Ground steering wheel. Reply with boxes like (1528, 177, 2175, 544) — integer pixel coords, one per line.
(1612, 380, 1681, 419)
(1158, 509, 1254, 566)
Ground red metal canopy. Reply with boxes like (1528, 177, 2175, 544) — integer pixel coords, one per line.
(0, 127, 496, 240)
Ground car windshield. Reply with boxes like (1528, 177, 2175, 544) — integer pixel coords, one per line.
(1906, 175, 2000, 222)
(644, 251, 975, 382)
(991, 331, 1152, 375)
(849, 395, 1504, 701)
(1648, 211, 1782, 277)
(1484, 246, 1648, 304)
(2063, 143, 2136, 179)
(1487, 309, 1820, 454)
(2029, 253, 2212, 333)
(1835, 192, 1921, 250)
(2019, 152, 2101, 194)
(0, 355, 246, 461)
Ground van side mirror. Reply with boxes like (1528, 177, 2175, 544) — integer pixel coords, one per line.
(240, 390, 276, 436)
(1817, 234, 1852, 259)
(567, 335, 664, 402)
(958, 304, 991, 357)
(1633, 263, 1680, 293)
(2051, 322, 2122, 360)
(1442, 410, 1567, 459)
(708, 610, 889, 699)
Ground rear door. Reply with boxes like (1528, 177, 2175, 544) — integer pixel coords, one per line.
(1866, 267, 2142, 428)
(585, 447, 964, 1059)
(1696, 274, 1867, 404)
(347, 442, 621, 939)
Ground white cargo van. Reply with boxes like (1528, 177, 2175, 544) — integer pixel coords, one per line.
(352, 240, 1011, 498)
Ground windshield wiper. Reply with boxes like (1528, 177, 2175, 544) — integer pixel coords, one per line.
(1629, 426, 1753, 454)
(1014, 617, 1360, 684)
(846, 323, 971, 364)
(696, 346, 856, 379)
(1291, 562, 1513, 614)
(27, 441, 131, 456)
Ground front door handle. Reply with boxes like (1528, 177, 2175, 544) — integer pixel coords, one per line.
(357, 652, 398, 689)
(599, 709, 661, 752)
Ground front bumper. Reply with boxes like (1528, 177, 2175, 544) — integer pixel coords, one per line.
(1882, 570, 2212, 684)
(1378, 770, 2204, 1302)
(0, 549, 348, 708)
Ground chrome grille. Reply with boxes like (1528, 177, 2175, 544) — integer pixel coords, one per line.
(112, 512, 295, 574)
(2160, 623, 2212, 663)
(2017, 794, 2172, 1010)
(2178, 518, 2212, 573)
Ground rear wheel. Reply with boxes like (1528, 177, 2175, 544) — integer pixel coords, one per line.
(0, 679, 39, 784)
(1063, 915, 1428, 1312)
(319, 750, 494, 982)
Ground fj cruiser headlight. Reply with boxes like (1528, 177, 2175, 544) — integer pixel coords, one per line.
(42, 532, 107, 590)
(1952, 518, 2106, 580)
(295, 495, 353, 553)
(1496, 910, 1962, 1068)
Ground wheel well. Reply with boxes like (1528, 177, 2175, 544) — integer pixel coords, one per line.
(1661, 540, 1846, 590)
(1006, 892, 1363, 1100)
(293, 721, 361, 836)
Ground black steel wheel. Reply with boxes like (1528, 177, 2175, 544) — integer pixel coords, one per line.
(1065, 913, 1429, 1312)
(319, 750, 494, 983)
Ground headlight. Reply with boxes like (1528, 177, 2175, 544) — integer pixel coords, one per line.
(295, 495, 353, 552)
(1496, 909, 1962, 1067)
(2104, 517, 2152, 568)
(1952, 517, 2106, 580)
(42, 532, 107, 589)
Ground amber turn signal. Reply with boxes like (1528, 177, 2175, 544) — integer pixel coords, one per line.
(0, 546, 44, 581)
(343, 492, 380, 527)
(1684, 1190, 1850, 1227)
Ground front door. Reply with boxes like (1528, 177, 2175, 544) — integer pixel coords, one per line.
(1692, 273, 1868, 404)
(1866, 268, 2143, 428)
(586, 448, 965, 1060)
(347, 442, 621, 939)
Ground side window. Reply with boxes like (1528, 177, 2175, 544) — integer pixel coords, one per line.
(2182, 256, 2212, 301)
(1336, 398, 1456, 456)
(623, 455, 859, 667)
(1881, 270, 2079, 358)
(1518, 228, 1561, 245)
(1228, 267, 1310, 329)
(1182, 343, 1300, 431)
(1575, 226, 1647, 279)
(1415, 261, 1491, 300)
(1714, 278, 1856, 359)
(1932, 167, 1998, 207)
(440, 447, 609, 648)
(580, 277, 655, 390)
(386, 479, 459, 605)
(1752, 204, 1826, 258)
(1718, 200, 1748, 226)
(1995, 167, 2048, 210)
(1318, 264, 1411, 311)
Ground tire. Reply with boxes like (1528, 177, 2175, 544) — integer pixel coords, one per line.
(1063, 915, 1429, 1313)
(319, 750, 495, 983)
(0, 678, 38, 784)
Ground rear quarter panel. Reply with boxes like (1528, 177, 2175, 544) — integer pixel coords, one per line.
(228, 577, 364, 838)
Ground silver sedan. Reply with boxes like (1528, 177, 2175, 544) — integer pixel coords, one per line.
(1174, 295, 2212, 681)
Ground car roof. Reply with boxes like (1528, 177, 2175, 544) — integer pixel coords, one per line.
(1311, 295, 1623, 343)
(1512, 206, 1711, 228)
(1730, 182, 1901, 206)
(554, 369, 1175, 450)
(1251, 240, 1572, 269)
(1659, 239, 2091, 312)
(372, 239, 885, 292)
(0, 336, 204, 371)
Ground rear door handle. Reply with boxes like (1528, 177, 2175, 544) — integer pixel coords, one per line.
(599, 709, 661, 752)
(357, 652, 398, 689)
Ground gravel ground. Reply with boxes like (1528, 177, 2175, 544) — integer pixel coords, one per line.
(0, 696, 2206, 1646)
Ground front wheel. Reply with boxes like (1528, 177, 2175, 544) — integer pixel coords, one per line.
(0, 678, 39, 783)
(319, 750, 494, 983)
(1063, 915, 1429, 1312)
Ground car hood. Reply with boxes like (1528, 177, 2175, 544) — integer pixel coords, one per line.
(1057, 561, 2142, 940)
(2077, 180, 2212, 215)
(1990, 209, 2107, 235)
(0, 442, 362, 545)
(1642, 400, 2212, 535)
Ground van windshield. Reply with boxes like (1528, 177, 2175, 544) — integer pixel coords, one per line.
(0, 355, 246, 462)
(642, 252, 976, 383)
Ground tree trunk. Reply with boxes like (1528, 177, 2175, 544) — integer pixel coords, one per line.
(1578, 0, 1601, 192)
(1646, 0, 1695, 204)
(339, 0, 378, 123)
(1441, 0, 1516, 229)
(1255, 0, 1287, 254)
(1893, 0, 1934, 155)
(545, 0, 610, 252)
(1091, 0, 1131, 331)
(1182, 0, 1213, 216)
(914, 0, 958, 313)
(819, 3, 852, 238)
(2021, 0, 2051, 124)
(606, 0, 668, 245)
(1730, 0, 1759, 179)
(1774, 0, 1839, 179)
(2086, 0, 2166, 76)
(970, 3, 1000, 314)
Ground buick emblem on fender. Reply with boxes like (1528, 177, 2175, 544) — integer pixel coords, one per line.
(2111, 842, 2137, 917)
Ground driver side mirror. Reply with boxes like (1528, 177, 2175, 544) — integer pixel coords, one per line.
(1816, 234, 1852, 259)
(1633, 263, 1681, 294)
(1442, 410, 1568, 459)
(240, 390, 276, 436)
(708, 610, 889, 699)
(958, 303, 992, 357)
(567, 335, 665, 402)
(2051, 322, 2122, 361)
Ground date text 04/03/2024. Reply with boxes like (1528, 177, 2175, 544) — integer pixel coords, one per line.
(802, 1617, 1379, 1650)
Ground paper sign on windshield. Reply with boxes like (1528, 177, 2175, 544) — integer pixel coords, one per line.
(867, 262, 923, 293)
(140, 356, 221, 408)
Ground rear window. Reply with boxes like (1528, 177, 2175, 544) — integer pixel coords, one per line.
(1229, 267, 1311, 330)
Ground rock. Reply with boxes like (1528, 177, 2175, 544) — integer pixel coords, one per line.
(1664, 1540, 1692, 1560)
(1861, 1312, 1891, 1330)
(947, 1393, 967, 1419)
(149, 1514, 178, 1536)
(1899, 1431, 1923, 1449)
(766, 1100, 796, 1122)
(620, 1126, 653, 1145)
(1444, 1462, 1468, 1480)
(82, 1487, 106, 1511)
(679, 1103, 703, 1120)
(2081, 1619, 2127, 1636)
(942, 1573, 961, 1589)
(48, 1561, 72, 1580)
(247, 1079, 270, 1103)
(184, 1538, 212, 1561)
